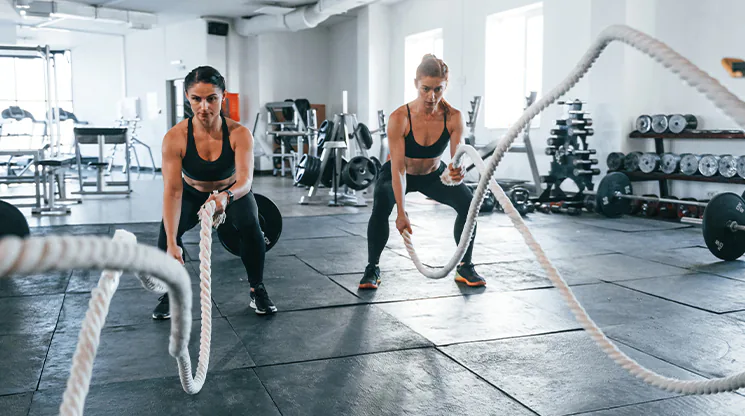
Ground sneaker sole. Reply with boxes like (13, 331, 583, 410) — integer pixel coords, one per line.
(152, 313, 171, 320)
(250, 300, 277, 315)
(358, 280, 380, 290)
(455, 275, 486, 287)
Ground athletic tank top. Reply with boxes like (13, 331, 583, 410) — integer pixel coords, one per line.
(181, 116, 236, 181)
(404, 104, 450, 159)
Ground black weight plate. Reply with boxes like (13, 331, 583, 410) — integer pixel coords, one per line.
(606, 152, 624, 171)
(0, 199, 30, 239)
(703, 192, 745, 261)
(217, 193, 282, 256)
(317, 119, 334, 150)
(341, 156, 377, 190)
(356, 123, 373, 150)
(294, 154, 321, 187)
(255, 193, 282, 251)
(370, 156, 383, 179)
(595, 172, 632, 218)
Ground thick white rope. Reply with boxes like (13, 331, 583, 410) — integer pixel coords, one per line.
(402, 24, 745, 394)
(0, 200, 225, 416)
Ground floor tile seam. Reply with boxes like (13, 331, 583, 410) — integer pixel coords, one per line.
(434, 346, 541, 416)
(604, 280, 741, 315)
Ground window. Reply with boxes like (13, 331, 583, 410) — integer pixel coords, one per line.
(485, 3, 543, 129)
(0, 51, 74, 121)
(404, 28, 444, 102)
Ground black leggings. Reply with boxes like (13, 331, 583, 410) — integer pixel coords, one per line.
(367, 161, 477, 265)
(157, 180, 265, 287)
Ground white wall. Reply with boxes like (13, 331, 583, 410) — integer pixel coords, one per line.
(71, 36, 126, 127)
(328, 18, 358, 117)
(0, 20, 15, 44)
(124, 26, 167, 167)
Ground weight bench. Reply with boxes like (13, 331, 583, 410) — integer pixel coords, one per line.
(73, 127, 131, 196)
(32, 155, 76, 216)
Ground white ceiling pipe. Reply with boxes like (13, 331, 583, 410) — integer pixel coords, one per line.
(235, 0, 377, 36)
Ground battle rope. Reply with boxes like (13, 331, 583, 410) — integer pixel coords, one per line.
(0, 199, 224, 416)
(402, 24, 745, 394)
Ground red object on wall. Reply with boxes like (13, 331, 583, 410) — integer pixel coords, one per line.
(222, 92, 240, 121)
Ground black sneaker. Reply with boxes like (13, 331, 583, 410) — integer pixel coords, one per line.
(455, 263, 486, 287)
(250, 283, 277, 315)
(152, 293, 171, 320)
(358, 264, 381, 289)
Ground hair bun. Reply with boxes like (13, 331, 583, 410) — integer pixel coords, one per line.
(422, 53, 439, 62)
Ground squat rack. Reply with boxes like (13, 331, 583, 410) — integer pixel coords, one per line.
(0, 45, 67, 213)
(0, 44, 64, 156)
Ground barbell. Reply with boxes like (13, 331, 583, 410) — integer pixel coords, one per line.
(588, 173, 745, 261)
(585, 172, 709, 218)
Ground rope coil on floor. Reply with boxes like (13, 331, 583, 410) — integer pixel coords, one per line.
(402, 24, 745, 394)
(0, 200, 223, 416)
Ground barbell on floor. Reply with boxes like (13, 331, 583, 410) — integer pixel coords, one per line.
(586, 172, 709, 218)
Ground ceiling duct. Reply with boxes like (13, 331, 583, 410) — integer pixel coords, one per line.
(235, 0, 375, 36)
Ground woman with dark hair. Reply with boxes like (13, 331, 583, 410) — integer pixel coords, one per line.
(359, 54, 485, 289)
(152, 66, 277, 319)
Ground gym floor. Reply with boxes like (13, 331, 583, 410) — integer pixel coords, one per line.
(3, 175, 745, 415)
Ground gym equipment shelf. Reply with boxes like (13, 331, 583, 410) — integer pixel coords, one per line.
(629, 129, 745, 139)
(626, 129, 745, 195)
(625, 171, 745, 185)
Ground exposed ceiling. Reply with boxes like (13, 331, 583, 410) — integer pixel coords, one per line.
(2, 0, 377, 48)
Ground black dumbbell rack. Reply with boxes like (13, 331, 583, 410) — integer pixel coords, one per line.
(625, 129, 745, 197)
(538, 99, 599, 206)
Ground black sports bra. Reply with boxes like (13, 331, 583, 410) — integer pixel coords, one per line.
(181, 116, 236, 181)
(404, 104, 450, 159)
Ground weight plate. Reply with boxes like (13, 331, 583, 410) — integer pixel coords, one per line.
(606, 152, 625, 171)
(341, 156, 377, 190)
(651, 114, 668, 133)
(355, 123, 374, 150)
(636, 115, 652, 133)
(660, 152, 681, 174)
(0, 199, 30, 239)
(595, 172, 632, 218)
(639, 152, 661, 173)
(217, 193, 283, 256)
(294, 154, 322, 186)
(679, 153, 701, 175)
(370, 156, 383, 179)
(719, 154, 737, 178)
(736, 156, 745, 178)
(317, 119, 334, 150)
(702, 192, 745, 261)
(698, 154, 720, 177)
(623, 151, 642, 171)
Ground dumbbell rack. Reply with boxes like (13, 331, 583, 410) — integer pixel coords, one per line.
(626, 129, 745, 198)
(538, 99, 598, 207)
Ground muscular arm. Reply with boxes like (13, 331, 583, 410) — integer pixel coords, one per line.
(161, 130, 184, 248)
(225, 126, 254, 200)
(388, 111, 408, 217)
